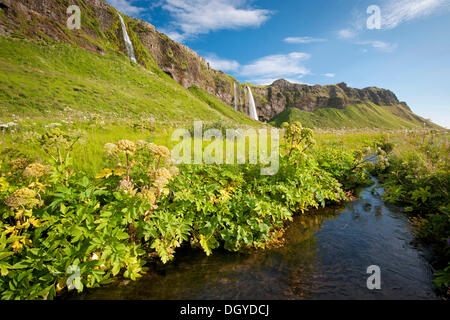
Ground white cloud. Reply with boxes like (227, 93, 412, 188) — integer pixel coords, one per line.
(323, 73, 335, 78)
(382, 0, 449, 29)
(202, 52, 311, 85)
(105, 0, 145, 16)
(284, 37, 327, 44)
(160, 0, 272, 41)
(358, 40, 398, 52)
(248, 77, 307, 85)
(240, 52, 311, 82)
(335, 0, 448, 43)
(206, 55, 240, 72)
(338, 28, 357, 39)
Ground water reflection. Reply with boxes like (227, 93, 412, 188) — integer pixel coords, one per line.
(76, 179, 438, 300)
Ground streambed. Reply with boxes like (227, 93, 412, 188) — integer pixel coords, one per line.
(77, 178, 438, 300)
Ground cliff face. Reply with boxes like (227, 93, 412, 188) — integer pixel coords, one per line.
(248, 80, 409, 122)
(0, 0, 411, 123)
(134, 24, 237, 105)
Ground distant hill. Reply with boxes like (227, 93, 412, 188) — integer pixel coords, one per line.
(270, 104, 440, 129)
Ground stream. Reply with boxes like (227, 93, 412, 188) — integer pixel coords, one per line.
(77, 178, 438, 300)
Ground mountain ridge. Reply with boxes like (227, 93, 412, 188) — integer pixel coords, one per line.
(0, 0, 441, 129)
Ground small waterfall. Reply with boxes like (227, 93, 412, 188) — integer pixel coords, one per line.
(246, 86, 259, 121)
(118, 14, 137, 64)
(244, 87, 247, 110)
(234, 83, 239, 111)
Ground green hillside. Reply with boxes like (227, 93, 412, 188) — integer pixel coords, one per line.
(270, 103, 440, 129)
(0, 37, 251, 124)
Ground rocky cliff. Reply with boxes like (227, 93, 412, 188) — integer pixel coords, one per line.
(249, 79, 411, 121)
(0, 0, 414, 123)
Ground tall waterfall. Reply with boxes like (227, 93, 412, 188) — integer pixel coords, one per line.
(246, 86, 259, 121)
(244, 86, 247, 110)
(118, 14, 137, 64)
(234, 83, 239, 111)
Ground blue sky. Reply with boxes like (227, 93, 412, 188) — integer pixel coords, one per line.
(106, 0, 450, 128)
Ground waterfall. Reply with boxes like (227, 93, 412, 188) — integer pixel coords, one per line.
(234, 83, 239, 111)
(118, 14, 137, 64)
(244, 87, 247, 110)
(246, 86, 259, 121)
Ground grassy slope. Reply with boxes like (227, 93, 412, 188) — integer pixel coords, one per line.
(270, 103, 440, 129)
(0, 37, 252, 124)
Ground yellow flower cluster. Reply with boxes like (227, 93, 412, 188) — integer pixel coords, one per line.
(3, 215, 41, 252)
(4, 188, 42, 210)
(151, 144, 171, 159)
(10, 236, 31, 252)
(23, 163, 47, 178)
(10, 158, 29, 172)
(115, 140, 137, 156)
(136, 140, 171, 159)
(39, 128, 71, 147)
(100, 140, 180, 211)
(137, 186, 157, 206)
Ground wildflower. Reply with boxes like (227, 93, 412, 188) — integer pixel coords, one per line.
(28, 181, 47, 193)
(10, 158, 30, 171)
(5, 188, 42, 210)
(149, 143, 170, 158)
(136, 140, 149, 150)
(11, 240, 23, 252)
(156, 168, 172, 180)
(91, 253, 99, 261)
(0, 122, 18, 130)
(95, 168, 113, 179)
(4, 225, 16, 235)
(169, 166, 179, 177)
(154, 176, 170, 189)
(44, 123, 62, 128)
(115, 140, 136, 156)
(16, 220, 30, 230)
(28, 216, 41, 228)
(137, 187, 157, 205)
(23, 163, 47, 178)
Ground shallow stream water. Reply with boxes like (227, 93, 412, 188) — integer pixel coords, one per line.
(77, 178, 438, 300)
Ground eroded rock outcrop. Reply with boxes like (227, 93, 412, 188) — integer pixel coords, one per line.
(250, 79, 409, 121)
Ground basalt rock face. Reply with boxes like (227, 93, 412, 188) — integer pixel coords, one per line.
(0, 0, 411, 123)
(134, 26, 235, 104)
(250, 79, 409, 122)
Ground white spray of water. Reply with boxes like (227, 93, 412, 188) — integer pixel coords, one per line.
(118, 14, 137, 64)
(246, 86, 259, 121)
(244, 86, 247, 110)
(234, 83, 239, 111)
